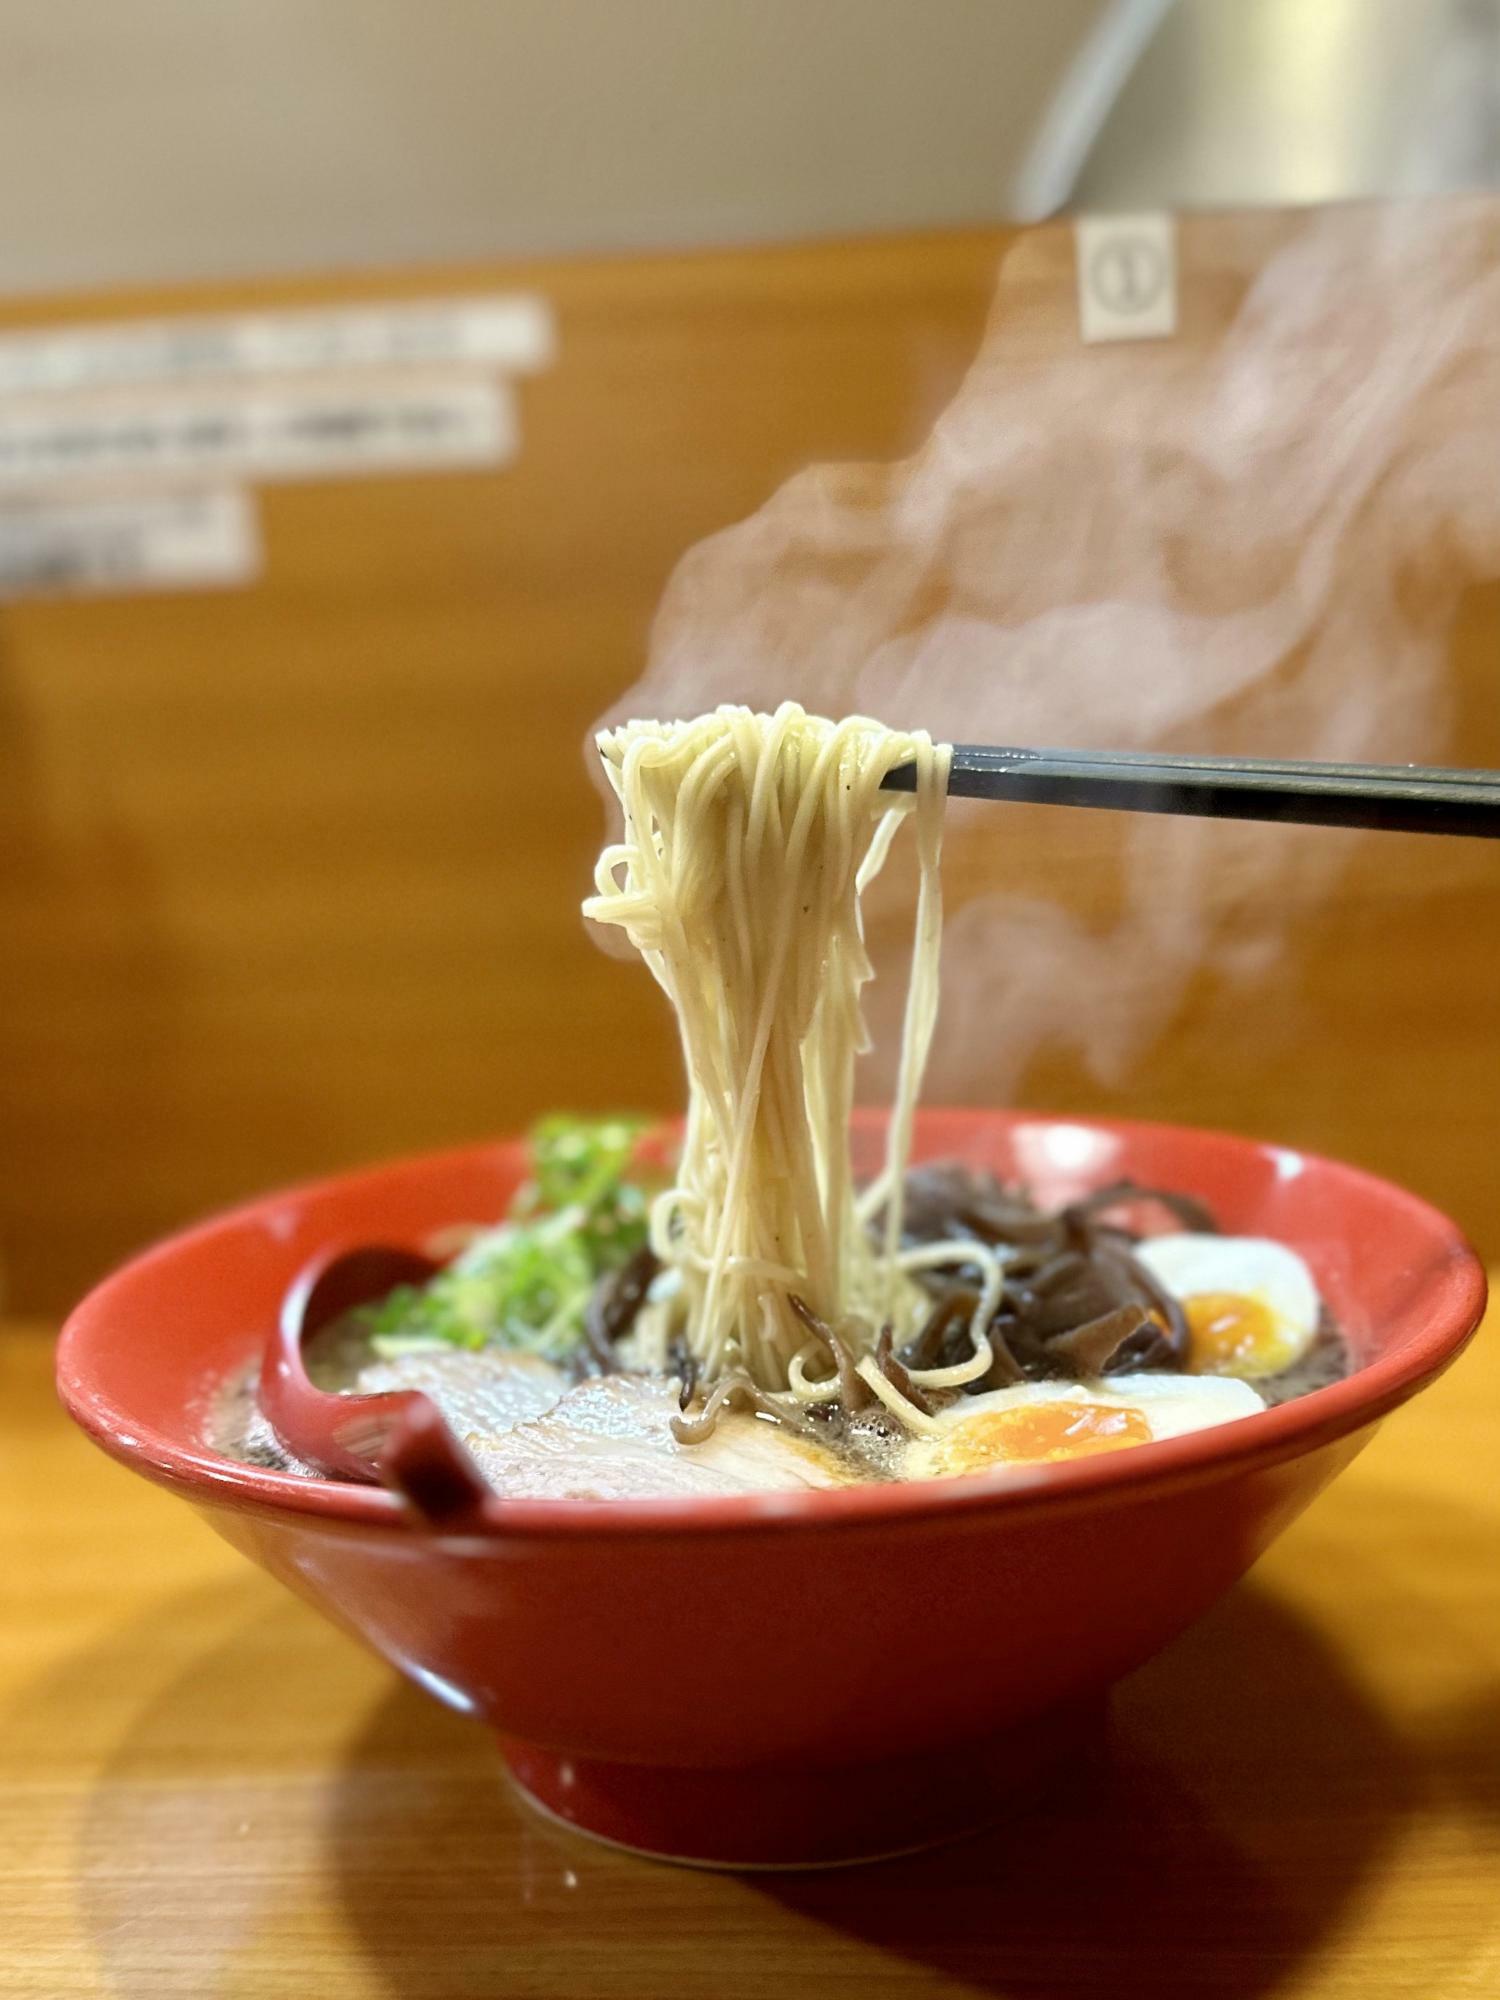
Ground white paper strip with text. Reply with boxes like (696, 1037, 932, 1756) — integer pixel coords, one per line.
(0, 296, 554, 398)
(0, 490, 260, 598)
(0, 378, 516, 488)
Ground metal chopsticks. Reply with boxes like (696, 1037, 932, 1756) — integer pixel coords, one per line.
(882, 746, 1500, 839)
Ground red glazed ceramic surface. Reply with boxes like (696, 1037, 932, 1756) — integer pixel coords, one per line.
(57, 1112, 1487, 1865)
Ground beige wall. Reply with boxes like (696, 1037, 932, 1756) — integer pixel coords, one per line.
(0, 0, 1099, 295)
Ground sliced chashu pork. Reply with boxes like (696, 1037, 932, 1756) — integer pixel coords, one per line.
(458, 1373, 849, 1500)
(356, 1345, 567, 1433)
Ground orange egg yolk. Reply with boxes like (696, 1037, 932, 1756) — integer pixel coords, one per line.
(928, 1401, 1153, 1476)
(1184, 1292, 1294, 1378)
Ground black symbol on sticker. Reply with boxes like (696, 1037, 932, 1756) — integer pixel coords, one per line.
(1088, 237, 1168, 316)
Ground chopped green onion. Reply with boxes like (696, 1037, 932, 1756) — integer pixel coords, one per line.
(357, 1115, 663, 1362)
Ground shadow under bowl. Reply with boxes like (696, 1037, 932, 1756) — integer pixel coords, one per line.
(57, 1109, 1486, 1867)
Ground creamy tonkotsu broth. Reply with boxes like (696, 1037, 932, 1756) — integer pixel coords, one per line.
(215, 708, 1349, 1497)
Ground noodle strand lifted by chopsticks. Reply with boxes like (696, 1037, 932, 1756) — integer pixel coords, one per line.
(583, 704, 950, 1394)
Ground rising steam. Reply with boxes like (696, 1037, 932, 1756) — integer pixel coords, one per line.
(596, 198, 1500, 1101)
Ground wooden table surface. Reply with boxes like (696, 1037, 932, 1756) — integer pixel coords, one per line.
(4, 1300, 1497, 2000)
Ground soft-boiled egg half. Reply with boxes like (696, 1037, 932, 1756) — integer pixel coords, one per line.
(903, 1374, 1266, 1481)
(1133, 1233, 1322, 1380)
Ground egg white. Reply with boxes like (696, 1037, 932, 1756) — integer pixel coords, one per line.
(902, 1372, 1266, 1481)
(1133, 1233, 1321, 1377)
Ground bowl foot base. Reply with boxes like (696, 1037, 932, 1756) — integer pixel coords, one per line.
(499, 1698, 1106, 1870)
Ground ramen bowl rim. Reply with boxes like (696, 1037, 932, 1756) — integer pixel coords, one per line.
(56, 1109, 1487, 1544)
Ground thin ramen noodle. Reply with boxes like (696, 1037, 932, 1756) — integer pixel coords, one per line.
(584, 704, 956, 1410)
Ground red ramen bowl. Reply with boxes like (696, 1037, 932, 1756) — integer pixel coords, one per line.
(57, 1111, 1485, 1867)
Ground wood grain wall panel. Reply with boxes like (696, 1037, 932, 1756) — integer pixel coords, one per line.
(1, 228, 1497, 1314)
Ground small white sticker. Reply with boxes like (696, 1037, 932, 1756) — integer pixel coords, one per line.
(1075, 213, 1177, 343)
(0, 377, 515, 488)
(0, 296, 554, 398)
(0, 489, 259, 599)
